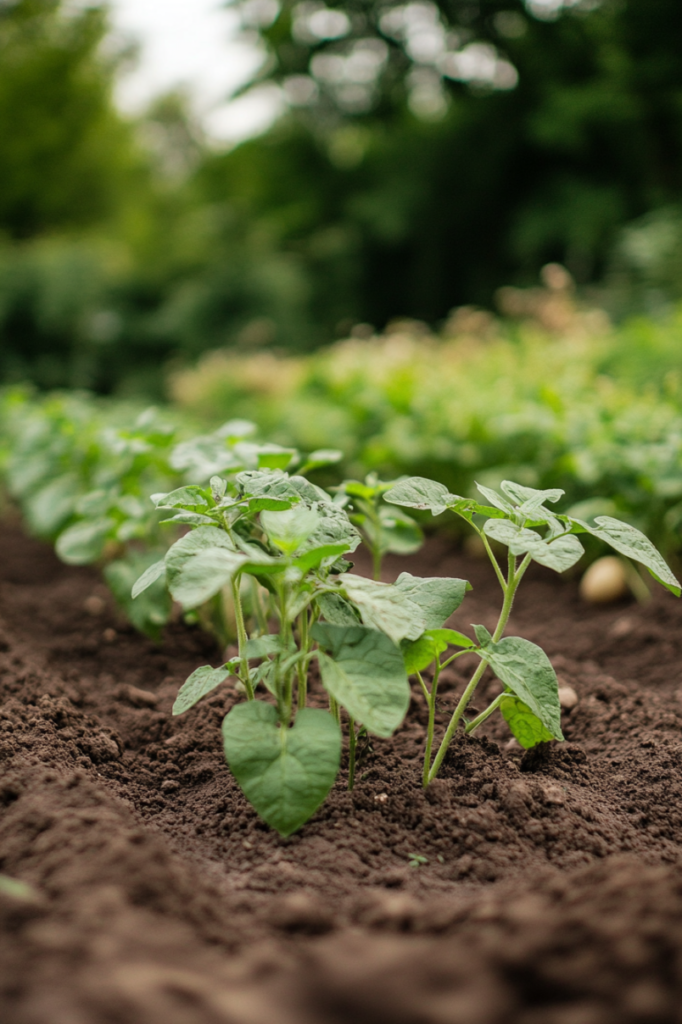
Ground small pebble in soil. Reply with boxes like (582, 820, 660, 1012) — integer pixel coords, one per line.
(102, 628, 117, 643)
(610, 615, 635, 638)
(558, 685, 579, 709)
(83, 595, 106, 616)
(374, 792, 388, 804)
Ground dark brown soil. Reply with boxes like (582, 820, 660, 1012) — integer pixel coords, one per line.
(2, 523, 682, 1022)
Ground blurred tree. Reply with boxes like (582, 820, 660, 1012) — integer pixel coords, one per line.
(204, 0, 682, 325)
(0, 0, 139, 236)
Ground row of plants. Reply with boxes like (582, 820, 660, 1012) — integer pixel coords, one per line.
(169, 308, 682, 561)
(134, 469, 679, 835)
(1, 385, 678, 836)
(0, 388, 417, 639)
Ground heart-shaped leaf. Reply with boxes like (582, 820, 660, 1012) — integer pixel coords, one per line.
(222, 703, 341, 836)
(312, 623, 410, 736)
(393, 572, 470, 628)
(474, 627, 563, 740)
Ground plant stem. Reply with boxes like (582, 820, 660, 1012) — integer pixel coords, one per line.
(348, 715, 357, 790)
(425, 548, 523, 785)
(278, 587, 293, 723)
(422, 658, 440, 788)
(465, 693, 504, 734)
(251, 576, 269, 634)
(368, 499, 382, 580)
(329, 693, 340, 724)
(232, 576, 254, 700)
(297, 609, 309, 710)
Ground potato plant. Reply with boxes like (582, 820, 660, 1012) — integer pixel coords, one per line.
(386, 477, 681, 784)
(133, 468, 468, 835)
(332, 473, 423, 580)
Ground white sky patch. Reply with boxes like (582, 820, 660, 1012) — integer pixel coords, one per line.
(107, 0, 279, 144)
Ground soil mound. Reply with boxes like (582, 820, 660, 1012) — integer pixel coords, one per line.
(1, 525, 682, 1022)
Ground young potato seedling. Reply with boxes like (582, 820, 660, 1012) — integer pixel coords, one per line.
(133, 468, 469, 835)
(386, 476, 681, 785)
(333, 473, 423, 580)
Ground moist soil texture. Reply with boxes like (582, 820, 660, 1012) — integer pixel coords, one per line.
(2, 522, 682, 1023)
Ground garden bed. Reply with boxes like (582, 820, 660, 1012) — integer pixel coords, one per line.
(2, 520, 682, 1023)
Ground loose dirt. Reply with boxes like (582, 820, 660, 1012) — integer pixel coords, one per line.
(2, 523, 682, 1023)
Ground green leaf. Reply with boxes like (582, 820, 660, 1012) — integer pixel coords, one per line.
(294, 543, 349, 574)
(384, 476, 462, 516)
(300, 502, 361, 553)
(159, 511, 216, 526)
(393, 572, 470, 628)
(24, 473, 80, 536)
(317, 592, 360, 626)
(55, 517, 114, 565)
(500, 695, 554, 749)
(500, 481, 564, 511)
(165, 526, 235, 591)
(105, 552, 172, 640)
(254, 444, 297, 470)
(338, 574, 426, 643)
(169, 549, 248, 609)
(298, 448, 344, 475)
(236, 469, 303, 502)
(475, 483, 515, 515)
(132, 558, 167, 599)
(429, 627, 476, 648)
(474, 628, 564, 741)
(173, 664, 235, 715)
(261, 506, 320, 555)
(364, 506, 423, 556)
(312, 623, 410, 737)
(570, 515, 681, 596)
(401, 627, 475, 674)
(484, 519, 584, 572)
(222, 703, 341, 836)
(241, 497, 293, 513)
(244, 635, 283, 659)
(152, 485, 209, 510)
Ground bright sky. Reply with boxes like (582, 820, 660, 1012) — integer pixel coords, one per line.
(108, 0, 283, 143)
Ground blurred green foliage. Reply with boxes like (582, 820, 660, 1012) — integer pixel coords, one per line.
(169, 306, 682, 560)
(2, 0, 682, 392)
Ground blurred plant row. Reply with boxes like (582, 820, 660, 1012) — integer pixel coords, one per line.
(4, 299, 682, 638)
(169, 306, 682, 564)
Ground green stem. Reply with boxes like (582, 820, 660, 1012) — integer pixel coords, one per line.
(426, 658, 489, 784)
(251, 576, 268, 634)
(329, 694, 340, 724)
(416, 671, 430, 703)
(426, 547, 522, 784)
(464, 693, 504, 734)
(278, 587, 293, 723)
(369, 500, 382, 581)
(480, 529, 508, 592)
(297, 608, 309, 710)
(232, 576, 254, 701)
(422, 659, 440, 788)
(348, 715, 357, 790)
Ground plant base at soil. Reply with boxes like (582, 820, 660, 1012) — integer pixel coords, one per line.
(1, 523, 682, 1023)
